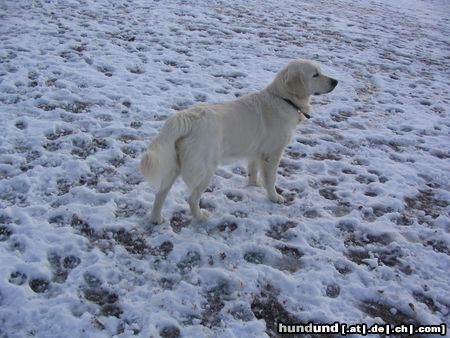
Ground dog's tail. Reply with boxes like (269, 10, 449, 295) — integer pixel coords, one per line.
(140, 114, 192, 188)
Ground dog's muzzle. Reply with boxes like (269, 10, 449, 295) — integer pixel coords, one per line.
(330, 78, 338, 88)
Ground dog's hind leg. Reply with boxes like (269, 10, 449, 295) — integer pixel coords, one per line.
(261, 154, 285, 203)
(187, 174, 213, 222)
(247, 159, 260, 186)
(149, 169, 179, 224)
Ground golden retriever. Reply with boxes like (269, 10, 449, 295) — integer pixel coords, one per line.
(141, 59, 338, 224)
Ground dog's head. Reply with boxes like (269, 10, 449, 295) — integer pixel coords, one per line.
(280, 59, 338, 98)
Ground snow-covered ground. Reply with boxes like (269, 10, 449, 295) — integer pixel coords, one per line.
(1, 0, 449, 337)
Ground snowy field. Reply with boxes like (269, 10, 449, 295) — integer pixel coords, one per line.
(1, 0, 449, 337)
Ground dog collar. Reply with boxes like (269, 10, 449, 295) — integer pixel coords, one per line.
(282, 98, 311, 119)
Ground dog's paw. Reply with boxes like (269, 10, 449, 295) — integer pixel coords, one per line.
(194, 210, 210, 223)
(248, 178, 261, 187)
(269, 193, 285, 204)
(149, 214, 165, 225)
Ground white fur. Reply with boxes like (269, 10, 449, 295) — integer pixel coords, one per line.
(140, 59, 338, 224)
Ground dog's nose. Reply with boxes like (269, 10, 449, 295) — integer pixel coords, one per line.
(330, 78, 338, 87)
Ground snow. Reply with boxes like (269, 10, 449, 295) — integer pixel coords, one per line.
(1, 0, 449, 337)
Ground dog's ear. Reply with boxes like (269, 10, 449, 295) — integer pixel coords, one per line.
(283, 66, 306, 97)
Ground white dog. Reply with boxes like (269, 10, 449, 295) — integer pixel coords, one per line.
(141, 59, 338, 224)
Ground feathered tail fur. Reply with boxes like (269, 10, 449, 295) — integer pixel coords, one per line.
(140, 113, 193, 188)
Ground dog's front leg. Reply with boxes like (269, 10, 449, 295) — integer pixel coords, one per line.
(261, 155, 285, 203)
(247, 159, 260, 186)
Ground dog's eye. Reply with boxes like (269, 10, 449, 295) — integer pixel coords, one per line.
(313, 73, 319, 78)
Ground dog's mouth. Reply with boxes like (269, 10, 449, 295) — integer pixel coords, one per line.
(314, 78, 338, 95)
(314, 85, 338, 96)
